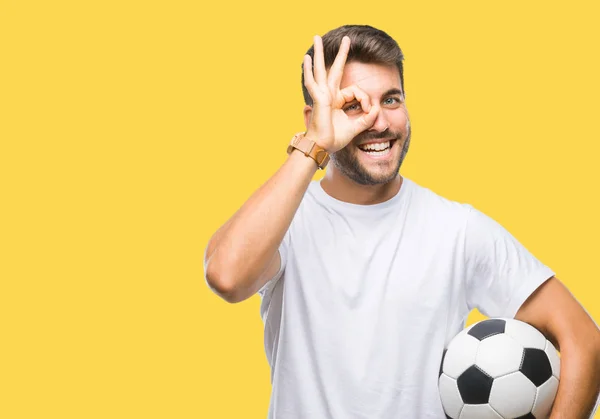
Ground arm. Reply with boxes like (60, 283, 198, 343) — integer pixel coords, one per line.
(204, 150, 318, 303)
(204, 35, 379, 303)
(515, 276, 600, 419)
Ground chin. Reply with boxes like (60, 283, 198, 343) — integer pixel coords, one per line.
(363, 170, 400, 185)
(330, 140, 405, 186)
(340, 161, 401, 186)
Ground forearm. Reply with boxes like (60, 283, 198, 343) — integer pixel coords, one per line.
(204, 149, 318, 294)
(549, 342, 600, 419)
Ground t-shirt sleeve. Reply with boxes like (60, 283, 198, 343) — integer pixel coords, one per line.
(463, 205, 556, 319)
(257, 228, 291, 298)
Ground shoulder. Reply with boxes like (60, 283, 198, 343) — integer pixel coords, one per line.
(407, 178, 474, 221)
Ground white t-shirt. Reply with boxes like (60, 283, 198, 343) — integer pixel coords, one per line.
(257, 177, 555, 419)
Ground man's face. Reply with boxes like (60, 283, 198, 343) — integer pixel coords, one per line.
(330, 62, 411, 185)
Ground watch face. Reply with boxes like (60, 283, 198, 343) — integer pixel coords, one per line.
(316, 149, 328, 166)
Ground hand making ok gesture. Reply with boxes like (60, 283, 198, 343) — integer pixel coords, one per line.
(303, 35, 380, 154)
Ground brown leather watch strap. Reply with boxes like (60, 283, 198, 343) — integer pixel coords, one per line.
(286, 132, 330, 170)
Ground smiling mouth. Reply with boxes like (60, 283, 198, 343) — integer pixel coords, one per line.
(357, 139, 396, 156)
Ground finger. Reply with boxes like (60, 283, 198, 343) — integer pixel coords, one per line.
(312, 35, 327, 85)
(328, 36, 351, 89)
(354, 103, 381, 133)
(340, 84, 371, 113)
(303, 54, 316, 91)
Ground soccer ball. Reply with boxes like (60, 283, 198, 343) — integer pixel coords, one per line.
(438, 318, 560, 419)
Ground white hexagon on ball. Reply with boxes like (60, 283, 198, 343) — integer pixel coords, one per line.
(476, 333, 524, 377)
(438, 373, 463, 419)
(489, 372, 537, 418)
(544, 339, 561, 379)
(459, 403, 503, 419)
(503, 317, 547, 349)
(531, 375, 559, 418)
(442, 332, 480, 379)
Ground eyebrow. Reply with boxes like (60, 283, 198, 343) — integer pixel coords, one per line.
(345, 88, 405, 105)
(383, 88, 404, 97)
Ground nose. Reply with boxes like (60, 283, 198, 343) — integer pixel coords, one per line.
(368, 105, 390, 133)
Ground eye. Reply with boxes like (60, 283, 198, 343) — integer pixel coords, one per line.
(343, 102, 361, 113)
(383, 97, 402, 107)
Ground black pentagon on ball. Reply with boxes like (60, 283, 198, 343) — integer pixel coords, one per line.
(457, 365, 494, 404)
(520, 347, 553, 386)
(514, 414, 536, 419)
(467, 318, 506, 341)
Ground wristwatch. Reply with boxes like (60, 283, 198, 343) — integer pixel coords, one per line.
(286, 132, 330, 170)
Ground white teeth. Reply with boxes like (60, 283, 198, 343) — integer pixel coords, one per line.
(364, 149, 390, 156)
(359, 141, 390, 151)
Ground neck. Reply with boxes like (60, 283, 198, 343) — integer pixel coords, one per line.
(320, 169, 403, 205)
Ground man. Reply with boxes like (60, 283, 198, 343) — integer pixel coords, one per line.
(204, 25, 600, 418)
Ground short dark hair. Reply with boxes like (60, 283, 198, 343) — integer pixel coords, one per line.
(301, 25, 405, 106)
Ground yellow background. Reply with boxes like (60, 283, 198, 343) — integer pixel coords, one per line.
(1, 0, 599, 417)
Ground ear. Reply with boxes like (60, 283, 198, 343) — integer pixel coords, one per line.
(303, 105, 312, 130)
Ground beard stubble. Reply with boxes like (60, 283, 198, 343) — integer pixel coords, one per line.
(330, 124, 412, 186)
